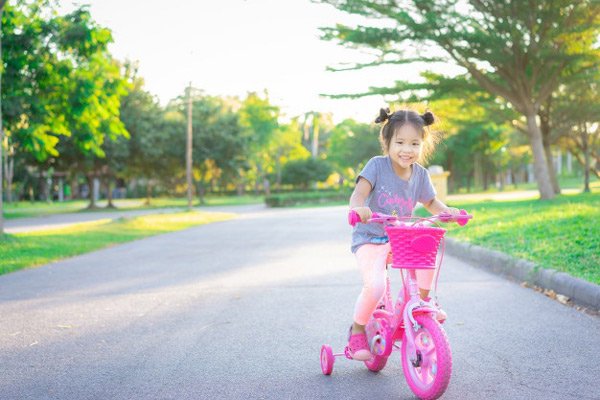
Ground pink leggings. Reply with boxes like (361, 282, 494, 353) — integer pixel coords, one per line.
(353, 243, 435, 325)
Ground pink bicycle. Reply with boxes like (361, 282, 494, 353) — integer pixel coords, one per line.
(320, 210, 472, 400)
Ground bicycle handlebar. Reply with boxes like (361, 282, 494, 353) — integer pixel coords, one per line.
(348, 209, 473, 227)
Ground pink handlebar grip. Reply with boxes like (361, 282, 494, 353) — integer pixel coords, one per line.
(348, 210, 361, 227)
(456, 209, 471, 226)
(439, 209, 472, 226)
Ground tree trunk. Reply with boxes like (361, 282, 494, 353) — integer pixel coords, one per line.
(0, 4, 5, 235)
(467, 171, 472, 193)
(539, 103, 560, 194)
(70, 176, 79, 200)
(106, 177, 115, 208)
(236, 183, 244, 196)
(312, 114, 320, 158)
(275, 152, 282, 191)
(567, 138, 600, 178)
(473, 154, 482, 189)
(511, 169, 518, 189)
(86, 175, 97, 209)
(40, 171, 48, 202)
(197, 181, 206, 205)
(0, 135, 3, 233)
(571, 149, 600, 179)
(3, 146, 13, 202)
(525, 114, 555, 199)
(543, 143, 560, 194)
(254, 164, 263, 195)
(542, 133, 561, 195)
(581, 126, 590, 193)
(145, 180, 152, 206)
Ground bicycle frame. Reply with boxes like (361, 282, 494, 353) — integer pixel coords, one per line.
(369, 251, 442, 361)
(398, 269, 440, 365)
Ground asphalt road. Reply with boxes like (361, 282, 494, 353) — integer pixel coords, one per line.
(1, 206, 599, 400)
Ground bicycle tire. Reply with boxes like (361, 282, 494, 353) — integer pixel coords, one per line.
(401, 315, 452, 400)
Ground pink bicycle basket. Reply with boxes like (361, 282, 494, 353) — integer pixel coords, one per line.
(384, 225, 446, 269)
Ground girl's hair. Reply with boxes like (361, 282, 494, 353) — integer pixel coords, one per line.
(375, 107, 440, 164)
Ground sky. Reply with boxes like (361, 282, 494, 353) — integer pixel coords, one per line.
(58, 0, 456, 124)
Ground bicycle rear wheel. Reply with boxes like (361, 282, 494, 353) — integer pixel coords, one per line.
(401, 315, 452, 400)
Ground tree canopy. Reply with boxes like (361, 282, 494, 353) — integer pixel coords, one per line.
(318, 0, 600, 199)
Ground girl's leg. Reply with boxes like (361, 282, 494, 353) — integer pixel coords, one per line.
(416, 268, 435, 299)
(416, 267, 447, 321)
(352, 243, 390, 331)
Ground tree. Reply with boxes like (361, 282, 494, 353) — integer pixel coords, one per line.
(268, 119, 311, 189)
(553, 67, 600, 192)
(166, 89, 248, 203)
(238, 91, 279, 193)
(301, 111, 335, 159)
(2, 0, 68, 232)
(319, 0, 600, 199)
(327, 118, 380, 182)
(119, 62, 178, 204)
(0, 0, 7, 235)
(52, 51, 129, 208)
(0, 2, 128, 208)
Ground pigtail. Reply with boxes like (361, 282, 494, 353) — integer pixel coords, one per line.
(421, 111, 435, 126)
(374, 108, 392, 124)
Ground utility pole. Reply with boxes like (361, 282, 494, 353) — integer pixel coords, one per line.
(186, 82, 193, 210)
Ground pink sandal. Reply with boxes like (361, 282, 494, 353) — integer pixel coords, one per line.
(346, 327, 372, 361)
(424, 297, 447, 323)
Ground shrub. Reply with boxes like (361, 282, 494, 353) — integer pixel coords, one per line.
(265, 190, 350, 207)
(281, 158, 333, 189)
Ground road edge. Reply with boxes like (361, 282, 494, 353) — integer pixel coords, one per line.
(445, 238, 600, 311)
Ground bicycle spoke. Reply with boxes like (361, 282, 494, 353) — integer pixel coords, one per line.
(416, 364, 433, 385)
(422, 344, 436, 357)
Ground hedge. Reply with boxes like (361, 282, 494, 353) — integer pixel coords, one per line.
(265, 190, 351, 207)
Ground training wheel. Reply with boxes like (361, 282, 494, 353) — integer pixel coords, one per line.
(320, 344, 335, 375)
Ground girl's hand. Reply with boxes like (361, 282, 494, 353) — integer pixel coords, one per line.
(443, 207, 461, 216)
(352, 206, 373, 223)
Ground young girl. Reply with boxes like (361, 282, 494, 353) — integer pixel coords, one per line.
(347, 107, 460, 361)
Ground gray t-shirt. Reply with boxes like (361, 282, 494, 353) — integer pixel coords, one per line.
(351, 156, 436, 253)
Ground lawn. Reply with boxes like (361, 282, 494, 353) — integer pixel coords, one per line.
(437, 191, 600, 285)
(0, 211, 235, 275)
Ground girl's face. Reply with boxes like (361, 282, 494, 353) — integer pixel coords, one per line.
(388, 124, 424, 170)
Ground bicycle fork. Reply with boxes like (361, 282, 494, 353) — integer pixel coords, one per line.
(402, 269, 437, 367)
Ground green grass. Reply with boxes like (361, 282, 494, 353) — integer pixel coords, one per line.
(0, 211, 235, 275)
(3, 195, 264, 219)
(431, 192, 600, 285)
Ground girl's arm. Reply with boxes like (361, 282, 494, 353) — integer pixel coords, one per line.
(423, 197, 460, 216)
(349, 177, 373, 223)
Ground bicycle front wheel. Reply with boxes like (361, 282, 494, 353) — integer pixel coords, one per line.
(401, 315, 452, 400)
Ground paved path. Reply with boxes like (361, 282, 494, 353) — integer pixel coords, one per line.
(3, 204, 266, 234)
(1, 206, 598, 399)
(446, 187, 585, 203)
